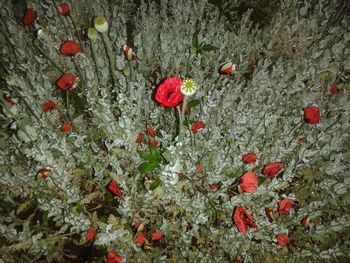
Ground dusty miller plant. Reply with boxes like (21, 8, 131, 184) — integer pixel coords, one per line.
(0, 0, 349, 262)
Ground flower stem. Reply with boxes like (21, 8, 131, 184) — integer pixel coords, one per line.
(177, 96, 188, 145)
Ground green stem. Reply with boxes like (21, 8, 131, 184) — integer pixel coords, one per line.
(66, 91, 72, 123)
(101, 33, 117, 92)
(177, 96, 188, 145)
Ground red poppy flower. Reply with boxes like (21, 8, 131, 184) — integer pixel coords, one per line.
(303, 105, 320, 124)
(42, 100, 57, 112)
(108, 180, 122, 197)
(147, 127, 156, 137)
(242, 152, 257, 164)
(85, 228, 97, 241)
(151, 231, 164, 241)
(150, 140, 158, 146)
(276, 234, 290, 247)
(60, 40, 81, 56)
(239, 171, 258, 193)
(106, 251, 122, 263)
(22, 8, 38, 25)
(278, 198, 294, 215)
(155, 77, 183, 108)
(196, 162, 203, 174)
(134, 231, 147, 245)
(4, 96, 16, 105)
(330, 84, 338, 94)
(191, 121, 205, 134)
(60, 122, 72, 133)
(135, 132, 144, 144)
(56, 73, 78, 91)
(262, 162, 283, 179)
(59, 3, 70, 16)
(232, 206, 257, 233)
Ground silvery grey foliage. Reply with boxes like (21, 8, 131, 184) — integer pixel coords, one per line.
(0, 0, 349, 262)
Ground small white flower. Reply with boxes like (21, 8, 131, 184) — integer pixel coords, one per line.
(180, 78, 197, 96)
(94, 16, 108, 33)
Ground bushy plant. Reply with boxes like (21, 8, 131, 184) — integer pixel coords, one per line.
(0, 0, 349, 262)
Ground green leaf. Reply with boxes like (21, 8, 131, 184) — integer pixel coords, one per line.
(192, 32, 199, 49)
(187, 99, 200, 109)
(138, 150, 152, 161)
(200, 43, 219, 52)
(149, 144, 161, 162)
(138, 162, 158, 174)
(150, 177, 162, 190)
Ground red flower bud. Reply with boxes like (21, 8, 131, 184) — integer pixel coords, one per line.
(209, 183, 219, 190)
(135, 132, 144, 144)
(41, 100, 57, 112)
(329, 84, 338, 94)
(85, 228, 97, 241)
(278, 198, 294, 215)
(38, 168, 51, 179)
(59, 3, 70, 16)
(60, 122, 72, 133)
(150, 140, 158, 146)
(300, 216, 309, 227)
(151, 231, 164, 241)
(242, 152, 257, 164)
(108, 180, 122, 197)
(265, 207, 274, 220)
(56, 73, 78, 91)
(147, 127, 156, 137)
(238, 171, 258, 193)
(178, 172, 185, 180)
(191, 121, 205, 134)
(22, 8, 38, 25)
(4, 96, 16, 105)
(276, 234, 290, 247)
(106, 251, 122, 263)
(123, 45, 136, 61)
(262, 162, 283, 179)
(60, 40, 81, 56)
(196, 162, 203, 174)
(303, 105, 320, 125)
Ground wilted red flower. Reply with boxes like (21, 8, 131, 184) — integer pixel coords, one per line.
(196, 162, 203, 174)
(150, 140, 158, 146)
(134, 231, 147, 245)
(300, 216, 309, 227)
(262, 162, 283, 179)
(106, 251, 122, 263)
(135, 132, 144, 144)
(56, 73, 78, 91)
(276, 234, 290, 247)
(209, 183, 219, 190)
(155, 77, 183, 108)
(232, 206, 257, 233)
(265, 207, 274, 220)
(42, 100, 56, 112)
(178, 172, 185, 180)
(278, 198, 294, 215)
(85, 228, 97, 241)
(303, 105, 320, 124)
(4, 96, 16, 105)
(242, 152, 257, 164)
(147, 127, 156, 137)
(239, 171, 258, 193)
(60, 40, 81, 56)
(60, 122, 72, 133)
(151, 231, 164, 241)
(330, 84, 338, 94)
(59, 3, 70, 16)
(191, 121, 205, 134)
(38, 168, 51, 179)
(22, 8, 38, 25)
(108, 180, 122, 197)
